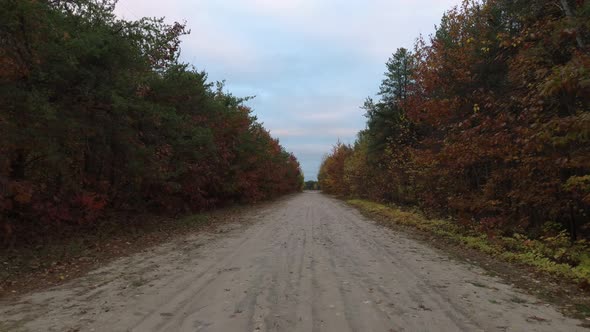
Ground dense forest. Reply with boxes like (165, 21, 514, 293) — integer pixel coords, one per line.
(320, 0, 589, 242)
(304, 181, 320, 190)
(0, 0, 303, 246)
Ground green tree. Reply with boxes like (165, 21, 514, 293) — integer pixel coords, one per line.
(0, 0, 303, 246)
(364, 48, 415, 161)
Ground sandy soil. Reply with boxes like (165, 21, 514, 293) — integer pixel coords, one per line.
(0, 192, 586, 331)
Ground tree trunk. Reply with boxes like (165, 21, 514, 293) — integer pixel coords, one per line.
(10, 150, 26, 180)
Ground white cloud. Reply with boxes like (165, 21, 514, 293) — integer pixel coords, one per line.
(234, 0, 460, 61)
(247, 0, 317, 15)
(271, 128, 359, 137)
(286, 143, 334, 154)
(115, 0, 261, 72)
(181, 28, 259, 72)
(301, 110, 360, 121)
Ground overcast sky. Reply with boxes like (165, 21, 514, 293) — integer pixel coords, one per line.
(115, 0, 459, 180)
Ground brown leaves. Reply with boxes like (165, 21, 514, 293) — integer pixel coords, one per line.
(322, 0, 590, 239)
(11, 182, 34, 205)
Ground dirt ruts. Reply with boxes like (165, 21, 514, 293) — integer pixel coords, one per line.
(0, 192, 586, 331)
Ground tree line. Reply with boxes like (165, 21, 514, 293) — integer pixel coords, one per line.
(320, 0, 589, 242)
(304, 181, 319, 190)
(0, 0, 303, 246)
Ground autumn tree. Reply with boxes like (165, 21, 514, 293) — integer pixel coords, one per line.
(321, 0, 590, 240)
(0, 0, 303, 246)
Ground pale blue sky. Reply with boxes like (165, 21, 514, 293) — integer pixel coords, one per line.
(115, 0, 459, 180)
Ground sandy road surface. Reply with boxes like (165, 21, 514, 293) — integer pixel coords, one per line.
(0, 192, 586, 331)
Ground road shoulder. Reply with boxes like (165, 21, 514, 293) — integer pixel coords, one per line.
(345, 197, 590, 325)
(0, 197, 290, 299)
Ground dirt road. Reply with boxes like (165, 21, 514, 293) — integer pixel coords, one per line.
(0, 192, 586, 331)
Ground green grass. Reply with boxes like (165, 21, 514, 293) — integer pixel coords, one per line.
(347, 199, 590, 285)
(576, 303, 590, 316)
(178, 214, 210, 228)
(510, 296, 528, 304)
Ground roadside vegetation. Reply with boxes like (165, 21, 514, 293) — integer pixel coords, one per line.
(0, 0, 303, 251)
(1, 209, 208, 295)
(349, 199, 590, 285)
(320, 0, 590, 286)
